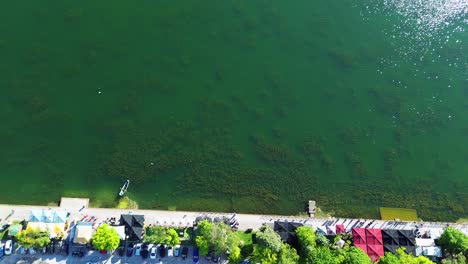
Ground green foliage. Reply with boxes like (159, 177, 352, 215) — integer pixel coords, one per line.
(165, 228, 180, 245)
(228, 246, 241, 263)
(144, 226, 167, 244)
(210, 222, 233, 256)
(16, 227, 51, 249)
(342, 246, 371, 264)
(380, 248, 434, 264)
(441, 253, 467, 264)
(256, 225, 283, 253)
(252, 246, 278, 264)
(196, 236, 209, 255)
(196, 220, 213, 240)
(279, 243, 300, 264)
(315, 233, 330, 247)
(296, 226, 316, 255)
(306, 246, 341, 264)
(438, 226, 468, 256)
(92, 224, 120, 251)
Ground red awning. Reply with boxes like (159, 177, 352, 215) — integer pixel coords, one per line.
(336, 224, 345, 234)
(366, 228, 383, 245)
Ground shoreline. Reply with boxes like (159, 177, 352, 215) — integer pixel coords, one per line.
(1, 197, 467, 235)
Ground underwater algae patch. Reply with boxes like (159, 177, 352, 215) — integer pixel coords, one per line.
(380, 207, 418, 221)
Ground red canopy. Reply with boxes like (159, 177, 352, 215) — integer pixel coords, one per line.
(367, 243, 385, 262)
(352, 228, 366, 244)
(336, 224, 345, 234)
(366, 228, 383, 245)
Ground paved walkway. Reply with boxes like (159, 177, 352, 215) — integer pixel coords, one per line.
(1, 197, 467, 235)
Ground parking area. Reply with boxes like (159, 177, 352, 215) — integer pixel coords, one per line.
(0, 245, 222, 264)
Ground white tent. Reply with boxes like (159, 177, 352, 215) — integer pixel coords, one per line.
(74, 225, 93, 244)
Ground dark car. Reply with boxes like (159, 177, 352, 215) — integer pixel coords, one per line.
(193, 248, 199, 263)
(126, 246, 133, 257)
(141, 248, 149, 259)
(72, 251, 84, 257)
(118, 246, 124, 256)
(206, 250, 212, 260)
(159, 244, 166, 258)
(181, 246, 188, 260)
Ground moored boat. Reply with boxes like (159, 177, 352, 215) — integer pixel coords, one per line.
(119, 180, 130, 196)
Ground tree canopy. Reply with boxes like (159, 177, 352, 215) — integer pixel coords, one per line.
(144, 225, 167, 244)
(16, 227, 50, 249)
(438, 226, 468, 256)
(256, 225, 283, 253)
(279, 243, 300, 264)
(342, 246, 371, 264)
(296, 226, 316, 249)
(196, 236, 209, 255)
(165, 228, 180, 246)
(92, 224, 120, 251)
(380, 248, 434, 264)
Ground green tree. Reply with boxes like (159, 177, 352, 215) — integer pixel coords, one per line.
(296, 226, 316, 249)
(165, 228, 180, 245)
(144, 226, 166, 244)
(252, 246, 278, 264)
(307, 246, 341, 264)
(379, 252, 400, 264)
(441, 253, 466, 264)
(439, 226, 468, 256)
(279, 243, 300, 264)
(92, 224, 120, 251)
(228, 246, 242, 263)
(16, 227, 51, 249)
(342, 246, 371, 264)
(196, 220, 213, 240)
(196, 236, 209, 255)
(256, 225, 283, 253)
(380, 248, 434, 264)
(315, 233, 330, 247)
(210, 222, 232, 256)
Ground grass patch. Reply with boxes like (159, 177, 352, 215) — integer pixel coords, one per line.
(380, 207, 418, 221)
(236, 231, 253, 246)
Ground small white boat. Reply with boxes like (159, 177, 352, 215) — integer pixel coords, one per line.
(119, 180, 130, 196)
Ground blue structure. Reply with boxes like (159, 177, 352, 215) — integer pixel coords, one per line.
(29, 209, 68, 223)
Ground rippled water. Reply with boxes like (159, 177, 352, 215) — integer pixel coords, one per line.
(0, 0, 466, 221)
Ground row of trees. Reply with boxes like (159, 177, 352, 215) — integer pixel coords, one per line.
(143, 226, 181, 245)
(195, 220, 242, 262)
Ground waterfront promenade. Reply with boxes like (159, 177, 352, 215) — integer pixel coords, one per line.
(1, 197, 467, 234)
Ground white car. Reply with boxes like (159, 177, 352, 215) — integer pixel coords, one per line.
(29, 247, 36, 254)
(150, 247, 157, 259)
(135, 243, 142, 256)
(4, 240, 12, 255)
(167, 246, 173, 257)
(174, 245, 180, 257)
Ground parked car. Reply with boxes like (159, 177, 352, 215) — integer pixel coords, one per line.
(150, 247, 157, 259)
(174, 245, 180, 257)
(159, 244, 166, 258)
(29, 248, 37, 254)
(71, 251, 84, 257)
(4, 240, 12, 255)
(206, 250, 212, 260)
(118, 246, 124, 256)
(193, 248, 199, 263)
(0, 247, 3, 258)
(135, 243, 142, 256)
(212, 255, 221, 263)
(126, 246, 133, 257)
(181, 246, 188, 260)
(167, 246, 173, 257)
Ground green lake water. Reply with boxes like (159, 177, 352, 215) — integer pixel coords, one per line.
(0, 0, 466, 221)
